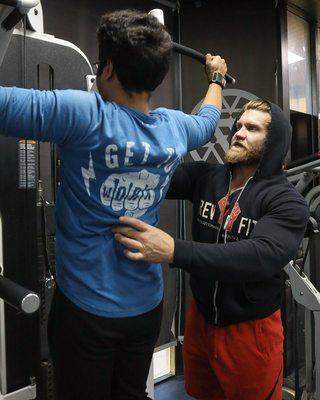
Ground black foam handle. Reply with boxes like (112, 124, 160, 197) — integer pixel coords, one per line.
(172, 42, 236, 84)
(0, 0, 19, 6)
(0, 275, 39, 313)
(1, 7, 24, 31)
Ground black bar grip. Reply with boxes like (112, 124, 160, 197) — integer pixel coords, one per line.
(1, 8, 24, 31)
(0, 0, 19, 6)
(172, 42, 236, 84)
(0, 275, 40, 314)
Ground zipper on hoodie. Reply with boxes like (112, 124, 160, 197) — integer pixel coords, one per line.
(212, 174, 232, 324)
(212, 175, 252, 325)
(213, 222, 224, 324)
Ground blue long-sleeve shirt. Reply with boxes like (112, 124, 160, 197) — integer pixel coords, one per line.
(0, 87, 220, 317)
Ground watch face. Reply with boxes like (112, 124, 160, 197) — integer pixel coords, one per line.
(211, 72, 226, 88)
(209, 76, 225, 88)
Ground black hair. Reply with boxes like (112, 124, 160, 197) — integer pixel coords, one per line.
(97, 9, 172, 93)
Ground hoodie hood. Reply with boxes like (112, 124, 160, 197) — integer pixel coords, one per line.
(228, 102, 292, 179)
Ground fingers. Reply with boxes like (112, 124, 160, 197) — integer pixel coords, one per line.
(205, 54, 228, 77)
(123, 249, 145, 261)
(118, 216, 149, 231)
(114, 232, 146, 261)
(211, 55, 227, 73)
(113, 226, 140, 239)
(114, 233, 143, 251)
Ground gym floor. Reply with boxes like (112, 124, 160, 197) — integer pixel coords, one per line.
(154, 375, 193, 400)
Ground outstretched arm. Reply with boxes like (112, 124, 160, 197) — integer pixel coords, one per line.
(0, 87, 98, 147)
(113, 193, 309, 282)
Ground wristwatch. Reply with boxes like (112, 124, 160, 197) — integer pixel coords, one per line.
(208, 72, 226, 89)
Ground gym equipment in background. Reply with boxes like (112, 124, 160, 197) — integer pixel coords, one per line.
(282, 158, 320, 400)
(0, 1, 92, 398)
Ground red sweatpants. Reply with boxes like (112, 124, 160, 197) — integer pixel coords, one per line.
(183, 300, 284, 400)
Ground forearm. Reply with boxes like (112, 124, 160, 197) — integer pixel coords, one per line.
(172, 196, 309, 281)
(171, 238, 293, 282)
(201, 53, 226, 110)
(201, 83, 222, 110)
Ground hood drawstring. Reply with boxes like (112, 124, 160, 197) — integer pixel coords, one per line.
(216, 173, 232, 245)
(223, 176, 253, 243)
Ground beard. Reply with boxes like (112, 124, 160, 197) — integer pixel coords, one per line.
(225, 139, 266, 165)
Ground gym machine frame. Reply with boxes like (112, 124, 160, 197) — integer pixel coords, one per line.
(0, 2, 42, 397)
(282, 157, 320, 400)
(0, 1, 48, 399)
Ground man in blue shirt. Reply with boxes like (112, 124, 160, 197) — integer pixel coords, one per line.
(0, 9, 227, 400)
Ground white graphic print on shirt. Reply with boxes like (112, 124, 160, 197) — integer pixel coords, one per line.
(82, 145, 179, 218)
(100, 169, 160, 217)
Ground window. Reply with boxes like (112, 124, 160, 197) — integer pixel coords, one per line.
(287, 11, 312, 114)
(287, 10, 318, 161)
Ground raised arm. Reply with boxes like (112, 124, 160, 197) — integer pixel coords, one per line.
(164, 54, 227, 152)
(202, 53, 227, 110)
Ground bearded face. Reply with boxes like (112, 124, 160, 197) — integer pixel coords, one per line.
(225, 135, 267, 165)
(225, 109, 270, 166)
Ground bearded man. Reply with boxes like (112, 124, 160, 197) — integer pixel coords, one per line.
(113, 99, 309, 400)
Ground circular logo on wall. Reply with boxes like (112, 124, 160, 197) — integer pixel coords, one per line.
(189, 89, 257, 164)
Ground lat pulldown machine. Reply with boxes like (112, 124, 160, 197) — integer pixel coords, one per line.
(283, 155, 320, 400)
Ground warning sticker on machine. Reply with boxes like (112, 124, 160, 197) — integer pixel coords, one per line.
(19, 140, 37, 189)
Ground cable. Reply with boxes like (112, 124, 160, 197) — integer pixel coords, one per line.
(40, 196, 55, 289)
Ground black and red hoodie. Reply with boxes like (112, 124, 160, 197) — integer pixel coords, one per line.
(167, 102, 309, 326)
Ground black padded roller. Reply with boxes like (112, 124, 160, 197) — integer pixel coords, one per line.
(0, 0, 19, 6)
(1, 7, 24, 31)
(0, 275, 40, 314)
